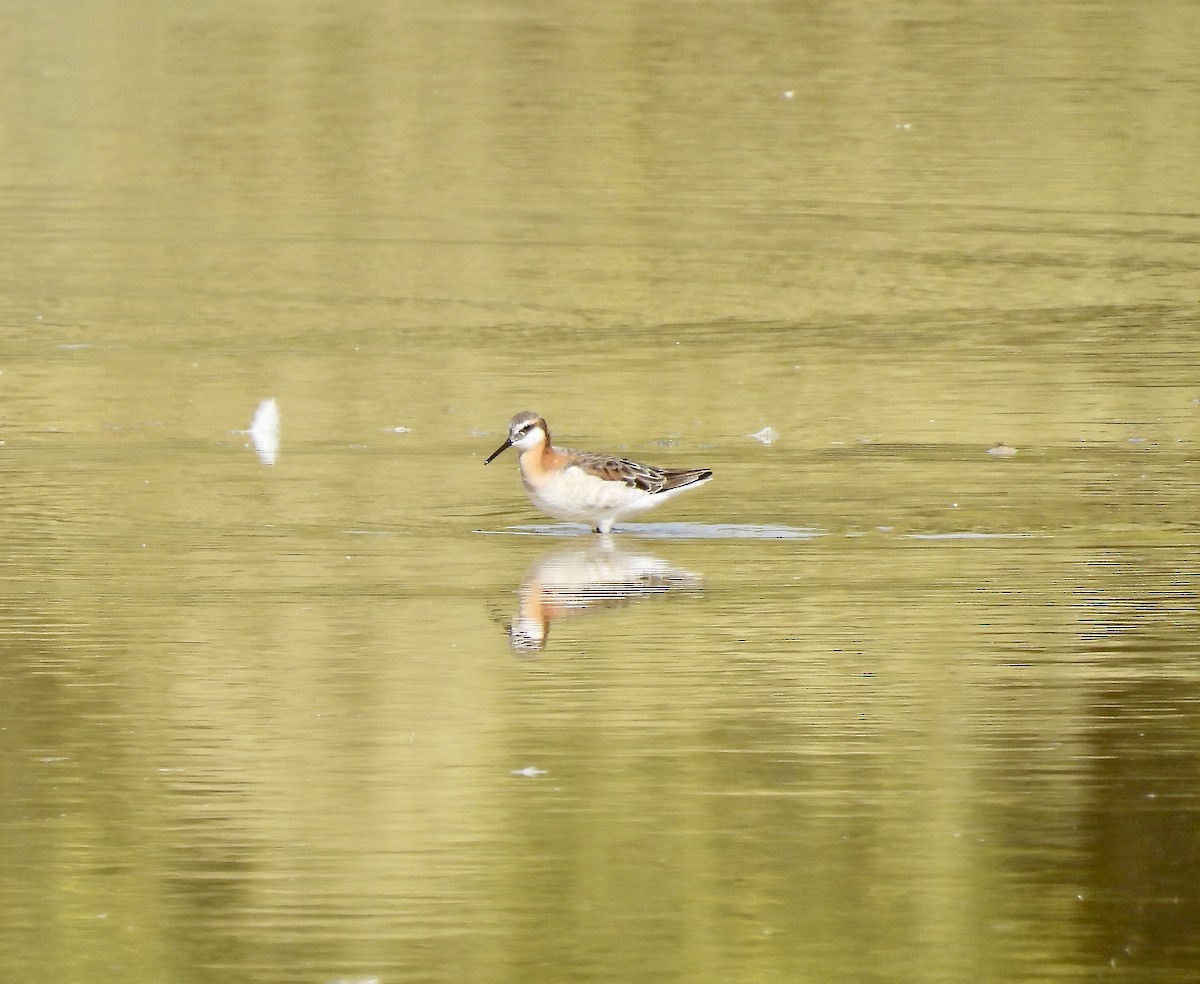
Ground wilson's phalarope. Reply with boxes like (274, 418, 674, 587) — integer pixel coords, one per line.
(484, 411, 713, 533)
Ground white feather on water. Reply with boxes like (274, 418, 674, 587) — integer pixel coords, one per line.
(248, 398, 281, 465)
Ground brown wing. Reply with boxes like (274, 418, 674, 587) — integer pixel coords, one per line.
(572, 452, 712, 494)
(657, 467, 713, 493)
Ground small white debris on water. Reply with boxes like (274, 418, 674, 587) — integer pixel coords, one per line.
(511, 766, 547, 778)
(387, 426, 411, 433)
(747, 426, 779, 445)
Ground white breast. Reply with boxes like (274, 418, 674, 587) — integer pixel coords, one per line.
(525, 465, 648, 525)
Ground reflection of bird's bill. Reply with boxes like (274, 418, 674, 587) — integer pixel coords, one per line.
(508, 541, 702, 652)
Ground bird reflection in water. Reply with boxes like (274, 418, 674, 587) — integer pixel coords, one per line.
(507, 539, 702, 652)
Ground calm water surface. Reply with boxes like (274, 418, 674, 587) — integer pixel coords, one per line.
(2, 1, 1199, 983)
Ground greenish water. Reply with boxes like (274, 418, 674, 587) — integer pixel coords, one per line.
(2, 2, 1199, 983)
